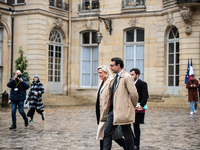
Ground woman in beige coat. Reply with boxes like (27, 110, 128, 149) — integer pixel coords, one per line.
(96, 65, 125, 150)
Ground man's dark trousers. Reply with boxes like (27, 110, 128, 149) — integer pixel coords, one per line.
(103, 110, 134, 150)
(133, 123, 140, 146)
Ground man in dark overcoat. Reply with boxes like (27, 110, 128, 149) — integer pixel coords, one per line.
(186, 74, 199, 115)
(130, 68, 149, 150)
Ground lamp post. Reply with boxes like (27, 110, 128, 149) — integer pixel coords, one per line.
(96, 32, 102, 44)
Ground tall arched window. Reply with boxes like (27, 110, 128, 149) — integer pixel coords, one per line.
(48, 29, 63, 93)
(80, 31, 98, 87)
(124, 28, 145, 80)
(166, 27, 179, 95)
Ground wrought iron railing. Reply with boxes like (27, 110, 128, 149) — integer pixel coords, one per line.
(78, 2, 100, 11)
(176, 0, 200, 3)
(122, 0, 145, 8)
(163, 0, 200, 3)
(0, 0, 25, 5)
(49, 0, 69, 11)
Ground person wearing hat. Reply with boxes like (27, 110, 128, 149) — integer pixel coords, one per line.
(27, 75, 45, 123)
(186, 74, 199, 115)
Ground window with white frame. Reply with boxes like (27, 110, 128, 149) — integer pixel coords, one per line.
(49, 0, 69, 11)
(124, 28, 145, 80)
(81, 31, 98, 87)
(5, 0, 25, 5)
(167, 27, 179, 87)
(123, 0, 145, 8)
(80, 0, 100, 11)
(0, 28, 3, 92)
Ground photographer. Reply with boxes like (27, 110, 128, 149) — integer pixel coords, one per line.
(7, 70, 29, 130)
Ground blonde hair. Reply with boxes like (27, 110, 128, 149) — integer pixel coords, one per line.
(97, 65, 113, 79)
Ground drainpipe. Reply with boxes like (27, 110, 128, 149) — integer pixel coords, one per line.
(67, 0, 72, 96)
(11, 15, 14, 78)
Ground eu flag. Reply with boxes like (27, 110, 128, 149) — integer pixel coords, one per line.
(185, 59, 190, 84)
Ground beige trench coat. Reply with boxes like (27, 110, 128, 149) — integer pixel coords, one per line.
(101, 70, 138, 125)
(96, 77, 113, 140)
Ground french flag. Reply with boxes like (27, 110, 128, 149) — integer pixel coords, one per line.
(185, 59, 189, 84)
(189, 58, 194, 80)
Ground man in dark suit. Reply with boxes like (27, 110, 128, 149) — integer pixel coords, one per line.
(130, 68, 149, 150)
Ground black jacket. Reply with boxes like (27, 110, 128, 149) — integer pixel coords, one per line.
(7, 77, 29, 101)
(135, 79, 149, 107)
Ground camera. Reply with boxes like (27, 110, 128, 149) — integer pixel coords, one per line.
(17, 74, 22, 78)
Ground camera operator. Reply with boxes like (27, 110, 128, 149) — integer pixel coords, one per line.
(7, 70, 29, 130)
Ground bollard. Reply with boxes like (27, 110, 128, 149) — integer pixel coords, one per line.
(2, 91, 9, 106)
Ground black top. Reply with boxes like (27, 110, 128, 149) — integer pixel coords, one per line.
(96, 81, 104, 125)
(135, 79, 149, 107)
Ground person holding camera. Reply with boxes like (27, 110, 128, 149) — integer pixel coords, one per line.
(27, 75, 45, 123)
(7, 70, 30, 130)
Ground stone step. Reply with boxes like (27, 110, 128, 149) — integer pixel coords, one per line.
(43, 95, 95, 108)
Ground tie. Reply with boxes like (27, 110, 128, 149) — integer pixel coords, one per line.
(113, 75, 118, 90)
(109, 75, 118, 112)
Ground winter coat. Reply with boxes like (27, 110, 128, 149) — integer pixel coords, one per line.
(198, 84, 200, 98)
(96, 77, 113, 140)
(101, 70, 138, 125)
(186, 79, 199, 102)
(28, 81, 45, 110)
(7, 77, 29, 101)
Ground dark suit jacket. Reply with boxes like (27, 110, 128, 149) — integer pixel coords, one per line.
(135, 79, 149, 107)
(135, 79, 149, 124)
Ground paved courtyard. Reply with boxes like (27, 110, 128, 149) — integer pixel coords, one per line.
(0, 106, 200, 150)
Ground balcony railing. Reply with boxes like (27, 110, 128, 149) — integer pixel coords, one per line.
(122, 0, 145, 8)
(49, 0, 69, 11)
(176, 0, 200, 3)
(78, 2, 100, 11)
(0, 0, 25, 5)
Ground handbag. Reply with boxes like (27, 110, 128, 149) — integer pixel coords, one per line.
(112, 125, 123, 140)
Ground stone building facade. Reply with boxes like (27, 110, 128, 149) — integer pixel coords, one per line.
(0, 0, 200, 98)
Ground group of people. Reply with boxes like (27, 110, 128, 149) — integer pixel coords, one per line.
(7, 70, 45, 130)
(95, 57, 149, 150)
(186, 74, 200, 115)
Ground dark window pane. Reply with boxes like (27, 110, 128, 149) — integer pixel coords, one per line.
(126, 30, 134, 42)
(92, 32, 97, 43)
(169, 31, 174, 39)
(17, 0, 24, 3)
(50, 0, 55, 6)
(136, 29, 144, 42)
(176, 65, 179, 75)
(168, 65, 174, 75)
(175, 76, 179, 86)
(169, 43, 174, 53)
(168, 54, 174, 64)
(168, 76, 174, 86)
(83, 32, 90, 44)
(7, 0, 14, 4)
(176, 42, 179, 52)
(176, 54, 179, 64)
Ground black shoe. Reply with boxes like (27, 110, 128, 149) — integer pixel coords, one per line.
(25, 119, 28, 127)
(134, 145, 140, 150)
(9, 125, 16, 130)
(42, 112, 45, 121)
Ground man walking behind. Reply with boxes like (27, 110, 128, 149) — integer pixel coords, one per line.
(130, 68, 149, 150)
(186, 74, 199, 115)
(7, 70, 29, 129)
(101, 57, 138, 150)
